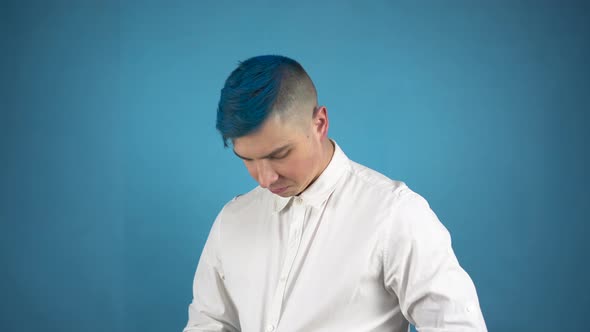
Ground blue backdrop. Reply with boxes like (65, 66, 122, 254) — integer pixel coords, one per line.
(2, 1, 589, 331)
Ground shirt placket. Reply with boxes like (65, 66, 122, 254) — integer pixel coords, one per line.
(266, 197, 306, 332)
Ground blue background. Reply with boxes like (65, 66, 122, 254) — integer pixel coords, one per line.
(2, 1, 589, 331)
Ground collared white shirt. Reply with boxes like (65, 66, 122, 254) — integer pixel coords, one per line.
(184, 142, 487, 332)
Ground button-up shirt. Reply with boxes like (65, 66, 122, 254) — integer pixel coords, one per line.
(183, 142, 487, 332)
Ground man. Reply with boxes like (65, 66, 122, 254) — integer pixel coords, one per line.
(183, 55, 487, 331)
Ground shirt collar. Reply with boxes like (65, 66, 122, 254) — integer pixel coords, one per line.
(273, 140, 350, 213)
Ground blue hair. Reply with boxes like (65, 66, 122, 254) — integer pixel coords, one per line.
(216, 55, 308, 147)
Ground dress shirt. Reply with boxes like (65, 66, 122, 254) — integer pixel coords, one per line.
(183, 142, 487, 332)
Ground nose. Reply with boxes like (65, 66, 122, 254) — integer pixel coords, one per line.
(256, 160, 279, 189)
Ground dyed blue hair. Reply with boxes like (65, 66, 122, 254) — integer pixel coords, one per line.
(216, 55, 312, 147)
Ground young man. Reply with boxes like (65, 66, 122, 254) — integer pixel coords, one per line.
(183, 55, 487, 331)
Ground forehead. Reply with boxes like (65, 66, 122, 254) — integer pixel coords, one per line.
(232, 115, 304, 158)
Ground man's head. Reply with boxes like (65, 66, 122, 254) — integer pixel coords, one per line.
(216, 55, 333, 197)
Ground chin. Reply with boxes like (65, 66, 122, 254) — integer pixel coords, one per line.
(279, 188, 302, 197)
(277, 189, 295, 197)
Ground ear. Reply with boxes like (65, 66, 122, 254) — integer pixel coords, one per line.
(312, 106, 329, 139)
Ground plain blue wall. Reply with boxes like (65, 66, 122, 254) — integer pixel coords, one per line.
(2, 1, 589, 331)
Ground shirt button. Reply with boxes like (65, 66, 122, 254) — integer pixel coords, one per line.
(266, 324, 275, 332)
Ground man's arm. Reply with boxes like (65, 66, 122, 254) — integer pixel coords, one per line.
(383, 191, 487, 331)
(183, 211, 240, 332)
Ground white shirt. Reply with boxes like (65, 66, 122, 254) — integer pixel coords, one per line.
(184, 142, 487, 332)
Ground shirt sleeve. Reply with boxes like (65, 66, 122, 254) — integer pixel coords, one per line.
(383, 191, 487, 331)
(183, 209, 241, 332)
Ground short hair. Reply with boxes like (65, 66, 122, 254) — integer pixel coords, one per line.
(216, 55, 316, 147)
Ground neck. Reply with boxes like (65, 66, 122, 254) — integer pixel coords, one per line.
(315, 138, 335, 179)
(296, 138, 335, 196)
(323, 138, 335, 168)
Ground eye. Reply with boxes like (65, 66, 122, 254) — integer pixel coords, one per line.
(270, 151, 290, 160)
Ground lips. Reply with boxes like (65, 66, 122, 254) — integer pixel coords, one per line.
(270, 186, 287, 194)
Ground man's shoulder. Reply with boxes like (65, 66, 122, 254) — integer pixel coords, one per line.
(346, 159, 412, 200)
(220, 185, 269, 215)
(345, 160, 440, 234)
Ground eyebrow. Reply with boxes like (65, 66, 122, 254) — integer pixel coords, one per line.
(233, 144, 292, 161)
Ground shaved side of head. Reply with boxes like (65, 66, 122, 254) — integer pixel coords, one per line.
(270, 66, 318, 132)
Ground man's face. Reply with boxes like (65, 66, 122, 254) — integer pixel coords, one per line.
(232, 109, 326, 197)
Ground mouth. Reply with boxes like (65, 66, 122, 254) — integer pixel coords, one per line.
(269, 186, 288, 194)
